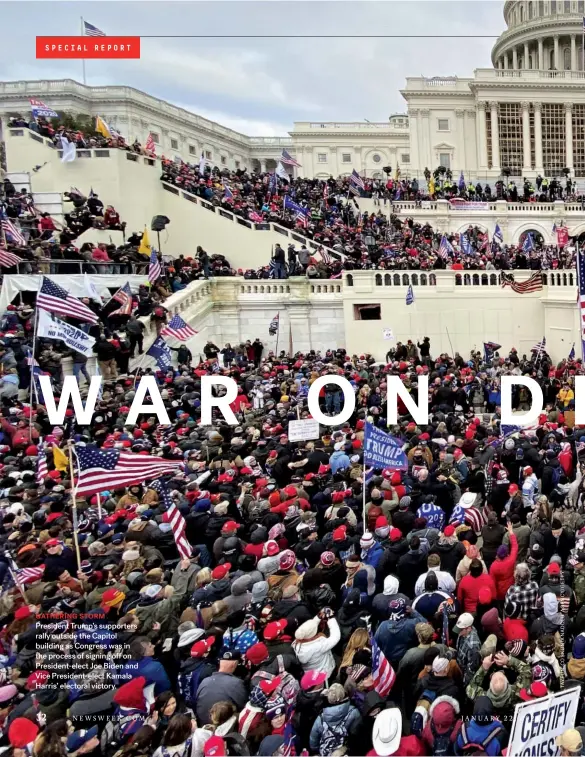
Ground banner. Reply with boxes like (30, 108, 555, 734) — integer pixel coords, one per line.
(363, 422, 408, 470)
(448, 201, 489, 210)
(29, 97, 58, 119)
(288, 419, 320, 442)
(556, 227, 569, 247)
(37, 309, 95, 357)
(508, 687, 579, 757)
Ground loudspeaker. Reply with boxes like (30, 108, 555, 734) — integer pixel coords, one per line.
(151, 215, 170, 232)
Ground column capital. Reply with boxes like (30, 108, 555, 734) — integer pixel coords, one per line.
(409, 108, 420, 116)
(533, 101, 542, 112)
(455, 109, 465, 118)
(489, 101, 499, 110)
(571, 33, 576, 40)
(465, 109, 476, 118)
(420, 108, 430, 117)
(565, 101, 573, 112)
(521, 101, 530, 110)
(477, 101, 488, 111)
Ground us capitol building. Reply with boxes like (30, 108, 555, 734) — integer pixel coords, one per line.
(2, 0, 585, 181)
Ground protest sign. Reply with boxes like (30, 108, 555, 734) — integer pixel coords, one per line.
(508, 686, 579, 756)
(288, 419, 320, 442)
(363, 422, 408, 470)
(382, 328, 394, 341)
(37, 309, 95, 357)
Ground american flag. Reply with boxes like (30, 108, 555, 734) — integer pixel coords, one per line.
(323, 184, 329, 203)
(350, 169, 365, 191)
(533, 336, 546, 354)
(438, 234, 454, 259)
(0, 213, 26, 246)
(83, 20, 106, 36)
(145, 133, 156, 154)
(0, 248, 22, 268)
(318, 248, 331, 265)
(110, 282, 133, 316)
(249, 211, 264, 223)
(16, 565, 45, 585)
(148, 250, 162, 285)
(578, 244, 585, 348)
(27, 355, 46, 404)
(224, 184, 234, 200)
(268, 313, 279, 335)
(37, 446, 48, 485)
(280, 148, 301, 168)
(37, 276, 99, 324)
(151, 479, 192, 560)
(501, 271, 543, 294)
(483, 341, 502, 362)
(160, 314, 198, 341)
(73, 445, 183, 497)
(371, 634, 396, 697)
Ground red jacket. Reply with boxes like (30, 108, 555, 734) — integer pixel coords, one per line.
(457, 572, 497, 613)
(489, 533, 518, 600)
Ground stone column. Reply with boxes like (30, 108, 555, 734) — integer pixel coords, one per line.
(408, 109, 420, 174)
(260, 159, 267, 173)
(524, 43, 530, 69)
(554, 35, 560, 69)
(504, 52, 509, 69)
(538, 38, 544, 69)
(522, 101, 531, 172)
(534, 102, 543, 173)
(571, 35, 577, 71)
(490, 101, 500, 171)
(512, 47, 518, 69)
(420, 109, 431, 170)
(565, 102, 573, 170)
(477, 102, 488, 170)
(455, 109, 466, 172)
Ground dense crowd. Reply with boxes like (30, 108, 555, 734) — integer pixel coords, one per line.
(1, 286, 585, 756)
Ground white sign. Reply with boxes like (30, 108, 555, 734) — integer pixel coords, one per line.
(508, 686, 580, 757)
(37, 309, 96, 358)
(421, 201, 432, 209)
(288, 419, 320, 442)
(382, 328, 394, 341)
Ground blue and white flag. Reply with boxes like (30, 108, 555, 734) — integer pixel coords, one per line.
(458, 171, 466, 191)
(405, 285, 415, 305)
(460, 233, 473, 256)
(284, 196, 309, 225)
(493, 223, 503, 243)
(275, 162, 290, 182)
(569, 343, 576, 361)
(363, 422, 408, 470)
(60, 136, 76, 163)
(552, 222, 557, 234)
(37, 309, 96, 358)
(223, 184, 234, 200)
(147, 336, 173, 370)
(523, 232, 535, 253)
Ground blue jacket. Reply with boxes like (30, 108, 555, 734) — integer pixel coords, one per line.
(309, 701, 361, 752)
(329, 451, 350, 474)
(374, 611, 426, 664)
(361, 543, 384, 571)
(118, 656, 171, 695)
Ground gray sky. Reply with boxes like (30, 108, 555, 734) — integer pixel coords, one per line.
(1, 1, 504, 136)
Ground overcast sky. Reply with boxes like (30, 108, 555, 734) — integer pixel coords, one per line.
(2, 1, 505, 136)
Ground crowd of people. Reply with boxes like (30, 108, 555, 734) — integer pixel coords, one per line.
(0, 275, 585, 756)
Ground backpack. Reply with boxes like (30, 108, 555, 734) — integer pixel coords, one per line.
(318, 714, 350, 756)
(428, 720, 457, 756)
(551, 465, 563, 487)
(459, 722, 503, 754)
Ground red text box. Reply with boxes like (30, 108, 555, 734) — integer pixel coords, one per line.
(36, 37, 141, 59)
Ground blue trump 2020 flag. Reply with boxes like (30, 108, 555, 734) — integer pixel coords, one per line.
(363, 422, 408, 470)
(147, 336, 172, 370)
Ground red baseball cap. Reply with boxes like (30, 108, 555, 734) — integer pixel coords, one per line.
(221, 520, 239, 533)
(191, 637, 214, 658)
(263, 619, 287, 641)
(211, 563, 231, 580)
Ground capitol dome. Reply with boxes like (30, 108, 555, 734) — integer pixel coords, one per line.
(492, 0, 585, 71)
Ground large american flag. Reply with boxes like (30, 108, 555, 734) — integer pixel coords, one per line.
(438, 234, 455, 259)
(0, 213, 26, 246)
(160, 314, 198, 342)
(151, 480, 192, 560)
(350, 169, 365, 191)
(371, 634, 396, 697)
(83, 20, 106, 36)
(0, 248, 22, 268)
(73, 445, 184, 497)
(37, 276, 99, 324)
(110, 282, 133, 316)
(148, 250, 162, 285)
(578, 244, 585, 348)
(280, 148, 301, 168)
(16, 565, 46, 585)
(145, 133, 156, 155)
(501, 271, 543, 294)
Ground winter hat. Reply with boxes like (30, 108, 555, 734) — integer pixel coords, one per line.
(279, 550, 296, 571)
(100, 588, 125, 612)
(360, 532, 375, 550)
(505, 639, 528, 659)
(496, 545, 509, 559)
(320, 551, 335, 567)
(389, 528, 402, 542)
(432, 657, 449, 675)
(295, 617, 319, 640)
(430, 699, 459, 734)
(8, 718, 39, 749)
(399, 496, 411, 509)
(443, 525, 455, 537)
(113, 676, 146, 710)
(388, 598, 406, 621)
(573, 633, 585, 660)
(252, 581, 269, 602)
(265, 695, 287, 720)
(246, 642, 269, 666)
(325, 683, 346, 705)
(332, 525, 347, 542)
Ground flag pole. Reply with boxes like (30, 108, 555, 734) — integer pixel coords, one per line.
(29, 280, 41, 441)
(68, 443, 82, 569)
(80, 17, 86, 85)
(96, 492, 103, 520)
(275, 311, 280, 357)
(578, 240, 585, 364)
(362, 472, 367, 534)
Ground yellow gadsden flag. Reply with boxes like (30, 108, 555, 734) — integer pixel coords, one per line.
(138, 227, 151, 257)
(95, 115, 112, 139)
(52, 445, 69, 472)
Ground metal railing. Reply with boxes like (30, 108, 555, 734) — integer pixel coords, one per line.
(11, 259, 149, 275)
